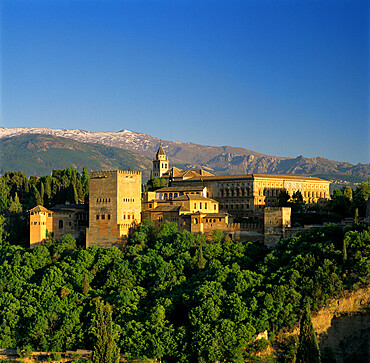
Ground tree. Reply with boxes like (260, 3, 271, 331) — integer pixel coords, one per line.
(342, 186, 353, 202)
(296, 304, 321, 363)
(92, 299, 120, 363)
(291, 191, 305, 213)
(0, 178, 10, 212)
(354, 208, 360, 226)
(83, 274, 90, 295)
(9, 193, 22, 213)
(278, 190, 291, 207)
(197, 244, 205, 269)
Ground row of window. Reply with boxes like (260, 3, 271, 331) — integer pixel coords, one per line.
(123, 214, 135, 220)
(220, 189, 250, 197)
(123, 198, 135, 202)
(193, 202, 217, 210)
(97, 198, 111, 203)
(220, 204, 250, 210)
(205, 218, 222, 223)
(96, 214, 111, 220)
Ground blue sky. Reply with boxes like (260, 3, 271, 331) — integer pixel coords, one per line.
(1, 0, 369, 164)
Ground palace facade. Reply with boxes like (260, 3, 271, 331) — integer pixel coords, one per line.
(29, 144, 331, 248)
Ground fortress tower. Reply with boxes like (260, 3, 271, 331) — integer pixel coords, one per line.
(86, 170, 142, 248)
(153, 144, 169, 178)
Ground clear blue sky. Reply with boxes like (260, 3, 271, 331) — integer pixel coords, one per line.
(1, 0, 369, 164)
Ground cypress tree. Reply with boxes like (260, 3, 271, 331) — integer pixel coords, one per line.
(343, 237, 347, 264)
(40, 182, 45, 205)
(83, 274, 90, 295)
(197, 244, 205, 269)
(296, 304, 321, 363)
(9, 193, 22, 213)
(354, 208, 360, 226)
(92, 300, 120, 363)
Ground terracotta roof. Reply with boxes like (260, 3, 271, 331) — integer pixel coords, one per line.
(156, 145, 166, 157)
(149, 205, 190, 212)
(29, 205, 51, 213)
(172, 195, 218, 203)
(49, 204, 87, 212)
(155, 186, 205, 192)
(162, 167, 214, 179)
(203, 213, 229, 218)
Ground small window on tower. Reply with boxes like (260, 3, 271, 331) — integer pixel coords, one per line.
(102, 215, 105, 220)
(96, 215, 99, 220)
(108, 215, 110, 220)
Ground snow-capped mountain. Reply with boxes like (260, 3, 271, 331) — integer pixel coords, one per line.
(0, 127, 369, 177)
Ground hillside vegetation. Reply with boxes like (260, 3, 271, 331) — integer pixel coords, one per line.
(0, 134, 152, 178)
(0, 221, 368, 362)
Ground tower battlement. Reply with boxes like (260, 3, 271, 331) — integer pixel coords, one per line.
(90, 170, 142, 177)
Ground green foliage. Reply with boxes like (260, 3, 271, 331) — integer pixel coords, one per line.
(277, 190, 291, 207)
(296, 304, 321, 363)
(8, 193, 22, 213)
(0, 222, 368, 361)
(91, 300, 120, 363)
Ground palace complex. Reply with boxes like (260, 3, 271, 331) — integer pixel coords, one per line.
(30, 145, 331, 248)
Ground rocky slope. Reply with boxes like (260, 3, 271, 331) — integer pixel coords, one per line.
(0, 127, 369, 177)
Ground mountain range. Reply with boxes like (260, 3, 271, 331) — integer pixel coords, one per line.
(0, 127, 369, 181)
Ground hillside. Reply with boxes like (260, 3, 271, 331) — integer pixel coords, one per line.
(1, 127, 369, 178)
(0, 134, 152, 178)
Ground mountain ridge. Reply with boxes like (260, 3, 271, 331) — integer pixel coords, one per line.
(0, 127, 369, 177)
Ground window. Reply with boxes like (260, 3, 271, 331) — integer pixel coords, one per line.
(214, 205, 216, 210)
(200, 203, 202, 209)
(59, 220, 63, 229)
(102, 215, 105, 220)
(128, 215, 130, 219)
(108, 215, 110, 219)
(205, 203, 207, 209)
(96, 215, 99, 220)
(194, 203, 196, 209)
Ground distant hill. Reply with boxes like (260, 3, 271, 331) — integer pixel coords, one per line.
(0, 127, 369, 181)
(0, 134, 152, 178)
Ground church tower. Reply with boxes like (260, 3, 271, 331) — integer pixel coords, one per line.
(153, 144, 169, 178)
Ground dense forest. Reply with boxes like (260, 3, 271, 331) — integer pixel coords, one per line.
(0, 169, 369, 361)
(0, 219, 369, 362)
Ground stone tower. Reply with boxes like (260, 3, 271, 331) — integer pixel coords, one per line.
(86, 170, 142, 248)
(153, 144, 169, 178)
(29, 205, 53, 247)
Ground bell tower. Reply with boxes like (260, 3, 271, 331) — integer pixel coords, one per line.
(153, 144, 169, 178)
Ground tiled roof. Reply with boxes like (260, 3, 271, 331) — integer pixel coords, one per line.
(29, 205, 51, 213)
(156, 145, 166, 157)
(149, 205, 190, 212)
(172, 195, 218, 203)
(155, 186, 205, 192)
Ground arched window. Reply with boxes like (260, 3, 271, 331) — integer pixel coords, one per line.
(59, 220, 63, 229)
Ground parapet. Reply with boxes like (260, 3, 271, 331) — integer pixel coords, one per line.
(90, 170, 142, 177)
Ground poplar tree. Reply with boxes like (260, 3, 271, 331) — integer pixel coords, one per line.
(92, 300, 120, 363)
(296, 304, 321, 363)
